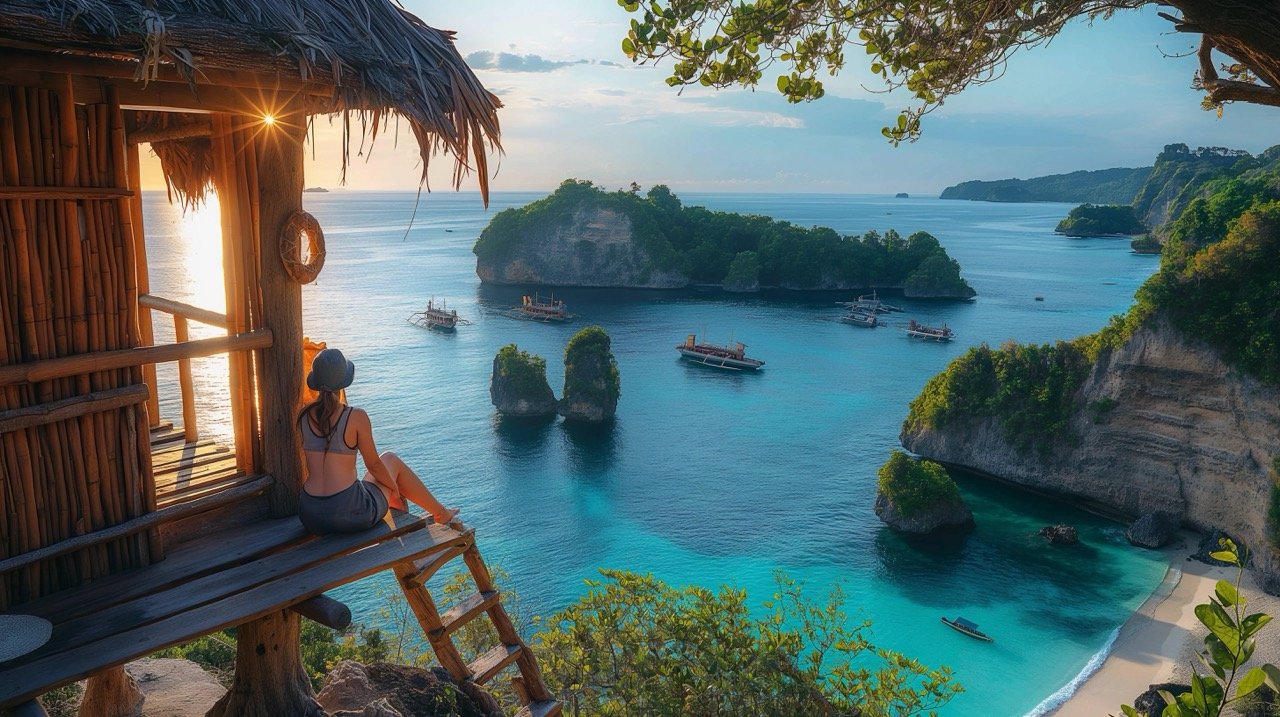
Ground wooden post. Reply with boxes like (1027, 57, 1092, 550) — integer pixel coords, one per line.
(76, 666, 143, 717)
(251, 98, 305, 518)
(174, 315, 196, 441)
(205, 610, 321, 717)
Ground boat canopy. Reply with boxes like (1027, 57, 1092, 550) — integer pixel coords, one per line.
(955, 617, 980, 630)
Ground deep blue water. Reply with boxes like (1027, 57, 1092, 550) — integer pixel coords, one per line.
(144, 191, 1166, 716)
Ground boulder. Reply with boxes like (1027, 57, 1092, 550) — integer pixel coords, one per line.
(1039, 524, 1079, 545)
(317, 661, 501, 717)
(560, 326, 620, 423)
(126, 658, 225, 717)
(1132, 683, 1190, 717)
(1126, 511, 1181, 549)
(1191, 530, 1244, 567)
(490, 345, 558, 417)
(874, 492, 973, 534)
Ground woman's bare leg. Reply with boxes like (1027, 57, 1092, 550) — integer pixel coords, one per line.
(379, 451, 459, 524)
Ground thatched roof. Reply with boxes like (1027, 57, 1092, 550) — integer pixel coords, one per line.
(0, 0, 502, 202)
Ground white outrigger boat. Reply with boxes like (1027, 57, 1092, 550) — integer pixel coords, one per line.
(839, 309, 878, 328)
(676, 334, 765, 371)
(408, 298, 470, 332)
(504, 293, 573, 323)
(839, 291, 904, 315)
(905, 319, 954, 342)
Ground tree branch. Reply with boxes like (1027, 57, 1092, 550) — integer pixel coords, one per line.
(1198, 35, 1280, 107)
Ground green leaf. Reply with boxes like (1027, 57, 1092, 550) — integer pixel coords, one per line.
(1238, 666, 1268, 698)
(1262, 663, 1280, 691)
(622, 37, 636, 56)
(776, 75, 790, 92)
(1215, 579, 1239, 607)
(1209, 550, 1237, 565)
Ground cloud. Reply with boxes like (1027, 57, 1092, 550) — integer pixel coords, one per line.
(466, 51, 594, 73)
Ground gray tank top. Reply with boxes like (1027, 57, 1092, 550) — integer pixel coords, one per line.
(299, 407, 358, 454)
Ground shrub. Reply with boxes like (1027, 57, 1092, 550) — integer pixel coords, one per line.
(495, 344, 551, 396)
(876, 450, 963, 517)
(533, 570, 961, 716)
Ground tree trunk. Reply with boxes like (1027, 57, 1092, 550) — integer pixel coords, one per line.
(77, 666, 143, 717)
(205, 610, 322, 717)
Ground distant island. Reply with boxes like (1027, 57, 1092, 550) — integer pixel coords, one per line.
(940, 166, 1151, 204)
(303, 186, 329, 193)
(895, 192, 909, 198)
(1054, 204, 1146, 237)
(473, 179, 976, 298)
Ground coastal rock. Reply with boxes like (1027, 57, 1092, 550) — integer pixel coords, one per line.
(1125, 511, 1181, 549)
(874, 451, 973, 534)
(126, 658, 225, 716)
(1191, 530, 1243, 567)
(1038, 524, 1079, 545)
(317, 661, 501, 717)
(902, 314, 1280, 593)
(1243, 685, 1277, 717)
(559, 326, 620, 423)
(1133, 683, 1190, 717)
(490, 345, 558, 418)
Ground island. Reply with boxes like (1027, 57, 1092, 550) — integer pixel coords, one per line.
(1054, 203, 1147, 237)
(490, 344, 558, 417)
(302, 186, 329, 193)
(895, 192, 909, 198)
(873, 450, 973, 534)
(474, 179, 976, 298)
(560, 326, 620, 423)
(940, 166, 1151, 204)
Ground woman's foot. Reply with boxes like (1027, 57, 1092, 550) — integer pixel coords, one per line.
(434, 506, 461, 528)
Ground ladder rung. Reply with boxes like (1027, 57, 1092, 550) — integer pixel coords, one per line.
(515, 700, 562, 717)
(435, 590, 500, 638)
(468, 643, 522, 685)
(402, 543, 469, 588)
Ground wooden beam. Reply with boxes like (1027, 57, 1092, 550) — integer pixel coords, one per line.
(0, 475, 272, 576)
(139, 294, 227, 329)
(0, 186, 132, 199)
(127, 121, 213, 145)
(0, 329, 272, 387)
(289, 594, 351, 630)
(253, 98, 307, 518)
(0, 384, 148, 435)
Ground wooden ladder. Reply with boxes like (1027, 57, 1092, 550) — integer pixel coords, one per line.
(392, 528, 561, 717)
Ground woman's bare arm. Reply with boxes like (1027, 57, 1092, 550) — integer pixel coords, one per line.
(350, 409, 397, 497)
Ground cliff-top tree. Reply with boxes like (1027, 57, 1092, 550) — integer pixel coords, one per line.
(619, 2, 1280, 143)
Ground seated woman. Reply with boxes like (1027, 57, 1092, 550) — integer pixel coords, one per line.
(297, 347, 459, 534)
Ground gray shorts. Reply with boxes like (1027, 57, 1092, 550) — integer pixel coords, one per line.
(298, 480, 389, 534)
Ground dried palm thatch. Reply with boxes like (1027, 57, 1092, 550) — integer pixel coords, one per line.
(0, 0, 502, 203)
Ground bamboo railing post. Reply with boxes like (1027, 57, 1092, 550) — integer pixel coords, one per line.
(174, 315, 197, 442)
(125, 142, 158, 425)
(249, 99, 306, 517)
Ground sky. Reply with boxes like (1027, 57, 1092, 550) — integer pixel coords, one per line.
(144, 2, 1280, 195)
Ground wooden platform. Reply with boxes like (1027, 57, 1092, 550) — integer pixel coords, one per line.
(150, 422, 255, 509)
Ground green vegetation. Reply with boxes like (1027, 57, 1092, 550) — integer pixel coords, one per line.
(1132, 144, 1258, 229)
(495, 344, 551, 396)
(563, 325, 621, 405)
(476, 179, 975, 295)
(905, 341, 1093, 457)
(941, 168, 1151, 204)
(1131, 235, 1161, 254)
(1055, 204, 1146, 236)
(1087, 397, 1118, 424)
(533, 569, 961, 716)
(876, 450, 964, 517)
(903, 253, 973, 297)
(1270, 459, 1280, 550)
(1120, 539, 1279, 717)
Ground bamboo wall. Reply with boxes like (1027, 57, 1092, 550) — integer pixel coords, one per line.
(0, 82, 153, 608)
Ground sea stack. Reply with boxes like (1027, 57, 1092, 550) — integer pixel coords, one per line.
(490, 344, 558, 417)
(560, 326, 620, 423)
(874, 451, 973, 534)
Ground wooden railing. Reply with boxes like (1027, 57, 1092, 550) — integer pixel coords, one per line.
(138, 294, 230, 442)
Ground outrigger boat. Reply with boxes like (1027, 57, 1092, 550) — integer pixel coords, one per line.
(506, 293, 573, 323)
(676, 334, 765, 371)
(838, 291, 904, 315)
(839, 309, 878, 328)
(408, 298, 471, 332)
(905, 319, 954, 342)
(941, 616, 993, 642)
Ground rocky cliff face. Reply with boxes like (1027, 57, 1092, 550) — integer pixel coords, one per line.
(475, 206, 687, 288)
(902, 316, 1280, 592)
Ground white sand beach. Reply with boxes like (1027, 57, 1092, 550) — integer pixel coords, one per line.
(1051, 540, 1280, 716)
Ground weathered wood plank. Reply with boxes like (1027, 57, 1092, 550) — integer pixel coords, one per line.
(157, 473, 261, 508)
(0, 384, 148, 434)
(515, 701, 562, 717)
(468, 644, 522, 685)
(437, 591, 499, 638)
(0, 523, 462, 706)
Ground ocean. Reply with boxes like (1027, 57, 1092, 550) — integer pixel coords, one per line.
(144, 190, 1168, 716)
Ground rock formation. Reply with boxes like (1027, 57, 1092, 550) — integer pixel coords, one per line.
(1132, 683, 1190, 717)
(903, 315, 1280, 592)
(317, 661, 501, 717)
(490, 345, 558, 418)
(1125, 511, 1181, 549)
(1039, 524, 1079, 545)
(874, 451, 973, 534)
(560, 326, 620, 423)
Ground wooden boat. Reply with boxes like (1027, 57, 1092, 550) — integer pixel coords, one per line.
(408, 298, 469, 332)
(676, 334, 765, 371)
(839, 309, 878, 328)
(905, 319, 954, 342)
(839, 292, 904, 315)
(941, 616, 993, 642)
(506, 293, 573, 323)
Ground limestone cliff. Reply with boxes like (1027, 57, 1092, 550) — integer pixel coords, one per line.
(475, 205, 687, 288)
(902, 316, 1280, 592)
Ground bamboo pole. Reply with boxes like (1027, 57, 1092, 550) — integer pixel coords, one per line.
(175, 316, 197, 442)
(0, 384, 147, 435)
(126, 141, 158, 426)
(139, 295, 227, 328)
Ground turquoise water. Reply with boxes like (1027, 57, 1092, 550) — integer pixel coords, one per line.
(144, 191, 1167, 716)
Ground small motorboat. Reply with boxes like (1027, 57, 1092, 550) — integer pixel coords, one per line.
(941, 616, 993, 642)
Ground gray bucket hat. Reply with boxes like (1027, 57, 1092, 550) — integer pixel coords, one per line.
(307, 348, 355, 392)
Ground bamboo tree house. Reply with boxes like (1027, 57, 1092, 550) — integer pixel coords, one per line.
(0, 2, 557, 715)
